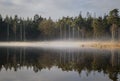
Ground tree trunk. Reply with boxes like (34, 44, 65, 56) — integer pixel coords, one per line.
(111, 24, 118, 41)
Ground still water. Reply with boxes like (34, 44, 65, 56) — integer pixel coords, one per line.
(0, 47, 120, 81)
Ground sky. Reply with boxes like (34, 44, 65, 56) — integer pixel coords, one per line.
(0, 0, 120, 20)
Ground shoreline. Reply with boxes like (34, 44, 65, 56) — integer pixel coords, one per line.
(81, 41, 120, 48)
(0, 41, 119, 49)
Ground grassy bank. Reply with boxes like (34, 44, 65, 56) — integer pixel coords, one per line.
(81, 41, 120, 48)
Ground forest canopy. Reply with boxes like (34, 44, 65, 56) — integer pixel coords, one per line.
(0, 9, 120, 41)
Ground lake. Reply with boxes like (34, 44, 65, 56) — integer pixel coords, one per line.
(0, 47, 120, 81)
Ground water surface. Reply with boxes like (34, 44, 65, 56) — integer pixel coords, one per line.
(0, 47, 120, 81)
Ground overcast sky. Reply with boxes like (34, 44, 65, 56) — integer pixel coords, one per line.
(0, 0, 120, 20)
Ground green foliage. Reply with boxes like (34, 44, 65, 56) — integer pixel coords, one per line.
(39, 18, 55, 40)
(0, 9, 120, 41)
(107, 9, 120, 41)
(107, 9, 119, 25)
(92, 17, 106, 38)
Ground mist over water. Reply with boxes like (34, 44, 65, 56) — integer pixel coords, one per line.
(0, 2, 120, 81)
(0, 16, 119, 81)
(0, 37, 119, 81)
(0, 40, 87, 48)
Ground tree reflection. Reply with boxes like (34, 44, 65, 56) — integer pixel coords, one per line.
(0, 47, 120, 81)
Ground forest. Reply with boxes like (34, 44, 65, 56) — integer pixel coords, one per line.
(0, 9, 120, 41)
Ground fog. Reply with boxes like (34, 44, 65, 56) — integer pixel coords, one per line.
(0, 40, 118, 50)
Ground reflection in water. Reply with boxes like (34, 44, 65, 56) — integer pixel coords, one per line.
(0, 47, 120, 81)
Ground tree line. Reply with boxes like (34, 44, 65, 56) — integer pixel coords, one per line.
(0, 9, 120, 41)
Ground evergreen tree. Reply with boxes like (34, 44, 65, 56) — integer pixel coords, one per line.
(107, 9, 120, 41)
